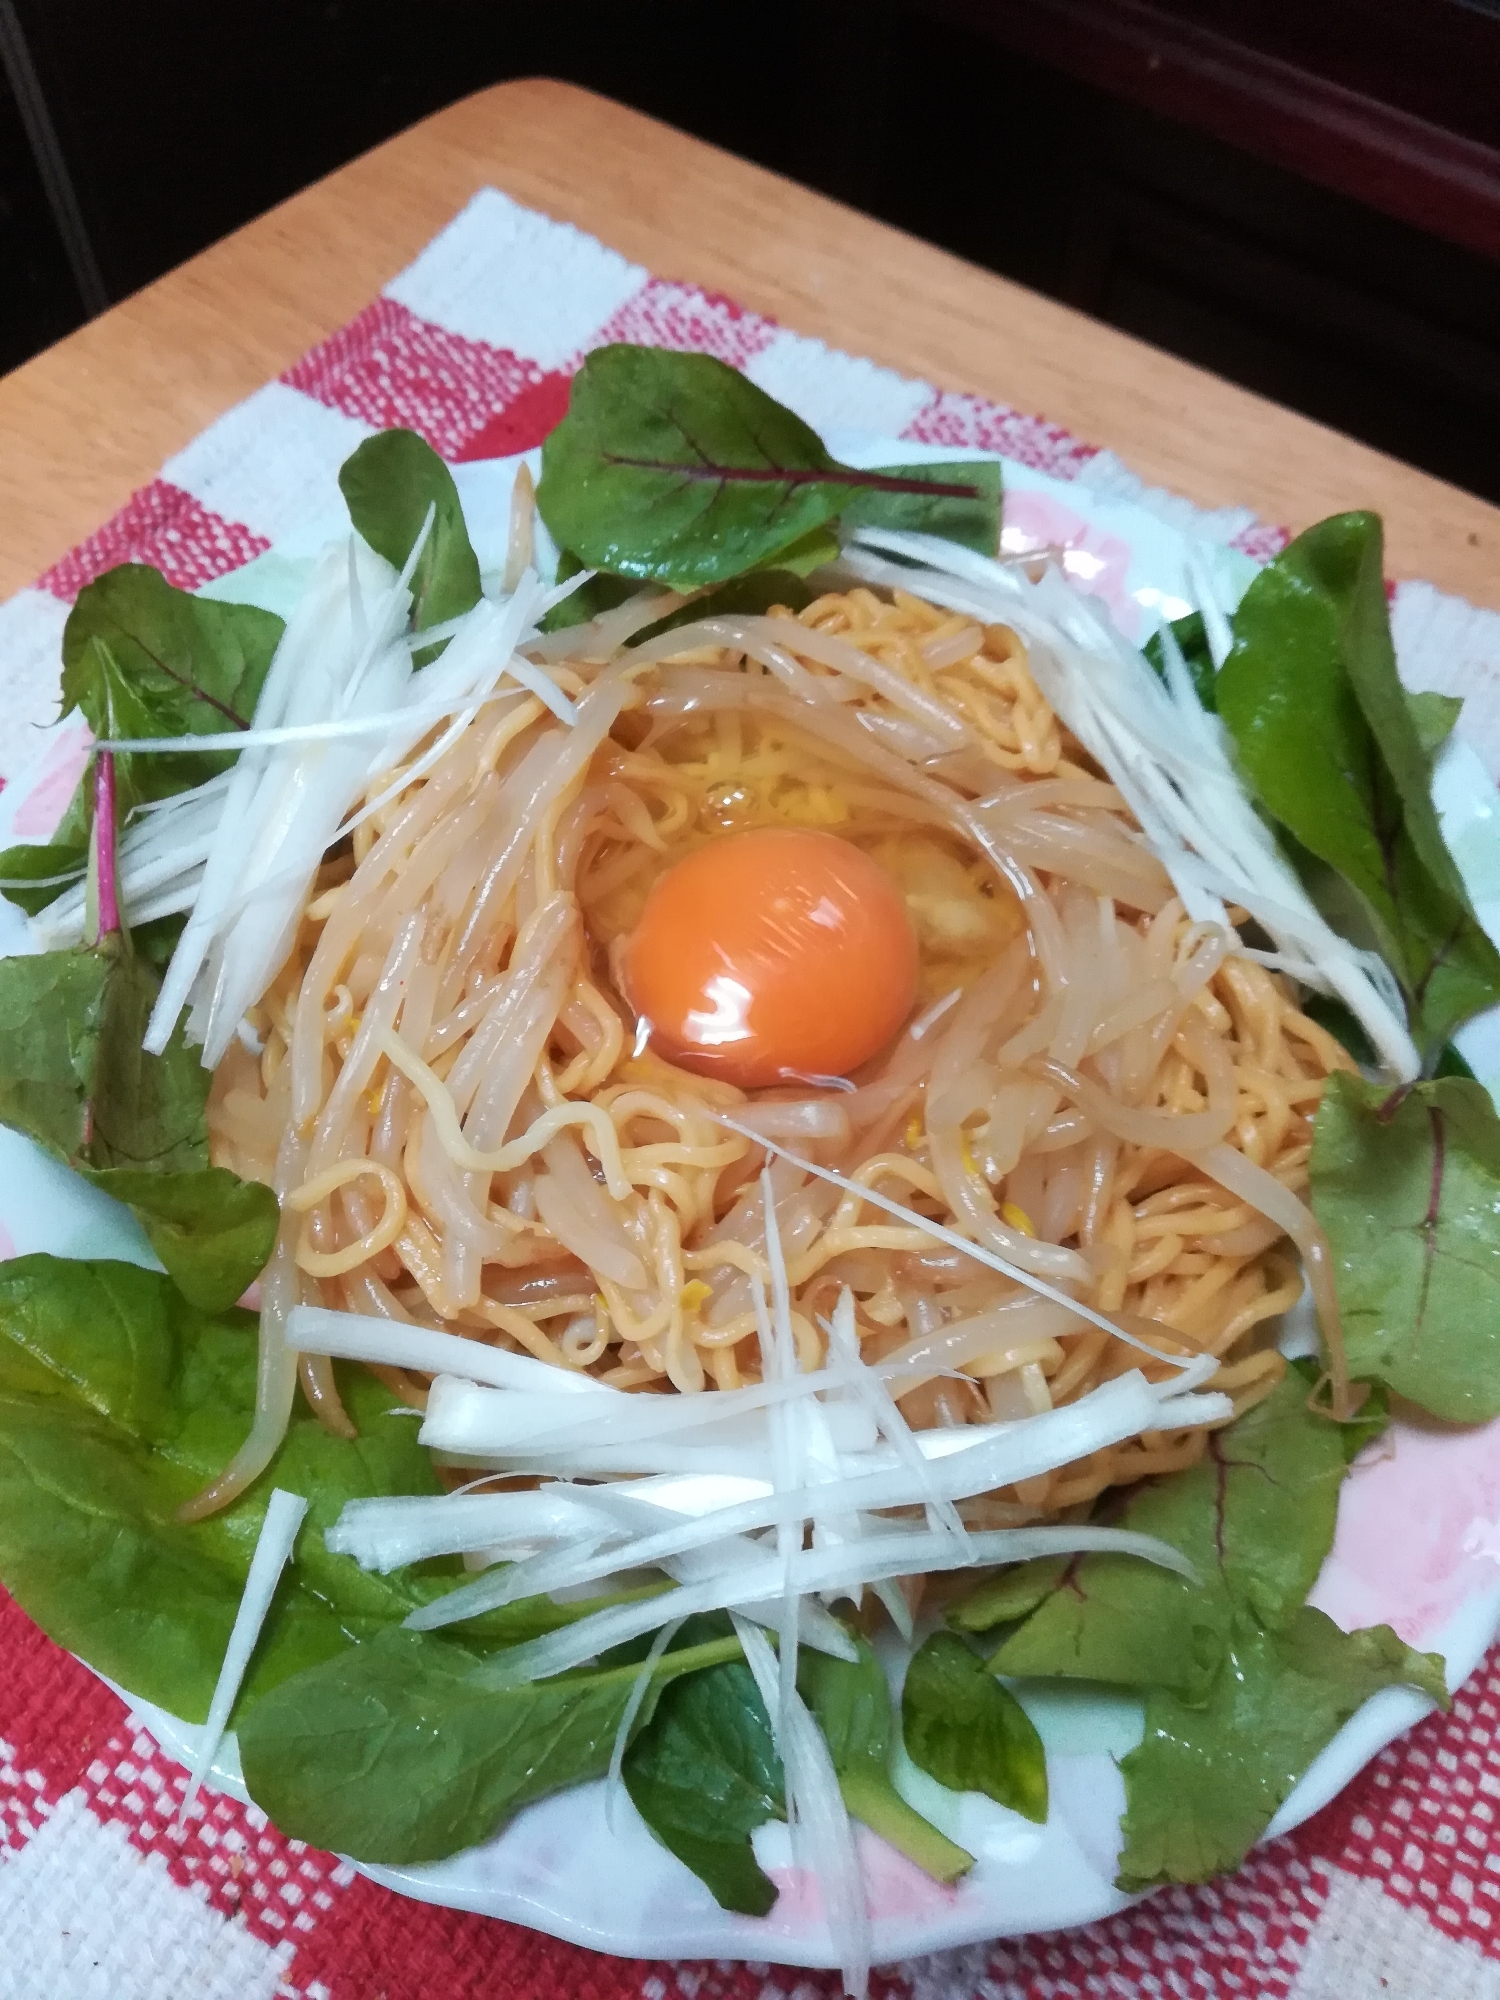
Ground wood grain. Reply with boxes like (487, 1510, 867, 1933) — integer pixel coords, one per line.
(1, 78, 1497, 608)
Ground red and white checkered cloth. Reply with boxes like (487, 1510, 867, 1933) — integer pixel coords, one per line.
(4, 189, 1500, 2000)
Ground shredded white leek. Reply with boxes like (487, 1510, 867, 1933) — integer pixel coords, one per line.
(327, 1487, 617, 1570)
(843, 527, 1420, 1080)
(446, 1520, 1196, 1670)
(755, 1171, 803, 1743)
(417, 1375, 878, 1461)
(91, 684, 532, 758)
(287, 1303, 609, 1397)
(404, 1367, 1228, 1626)
(826, 1286, 967, 1546)
(717, 1115, 1201, 1371)
(129, 555, 570, 1064)
(733, 1612, 870, 2000)
(176, 1488, 307, 1828)
(605, 1617, 683, 1835)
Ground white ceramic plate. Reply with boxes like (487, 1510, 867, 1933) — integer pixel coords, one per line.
(4, 439, 1500, 1968)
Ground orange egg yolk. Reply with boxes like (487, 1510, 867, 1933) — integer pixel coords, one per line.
(619, 828, 919, 1089)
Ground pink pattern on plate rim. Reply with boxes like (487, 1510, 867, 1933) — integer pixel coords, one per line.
(1002, 489, 1141, 639)
(763, 1830, 966, 1927)
(10, 722, 91, 839)
(1310, 1415, 1500, 1646)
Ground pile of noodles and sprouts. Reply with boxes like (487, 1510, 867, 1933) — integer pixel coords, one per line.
(201, 571, 1355, 1529)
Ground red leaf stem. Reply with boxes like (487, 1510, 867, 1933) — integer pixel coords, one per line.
(93, 751, 120, 941)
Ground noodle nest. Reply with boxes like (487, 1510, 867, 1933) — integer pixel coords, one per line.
(209, 583, 1353, 1521)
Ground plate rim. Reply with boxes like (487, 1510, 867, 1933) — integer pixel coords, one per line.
(8, 436, 1500, 1966)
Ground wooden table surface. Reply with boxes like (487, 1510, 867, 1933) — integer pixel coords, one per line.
(2, 77, 1498, 609)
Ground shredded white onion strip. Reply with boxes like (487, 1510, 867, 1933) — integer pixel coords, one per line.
(733, 1612, 871, 2000)
(605, 1615, 683, 1834)
(290, 1302, 1002, 1436)
(717, 1117, 1199, 1372)
(91, 684, 543, 759)
(327, 1488, 620, 1570)
(287, 1304, 608, 1396)
(176, 1489, 307, 1828)
(1184, 546, 1235, 668)
(422, 1391, 1229, 1488)
(133, 559, 575, 1065)
(326, 1473, 949, 1577)
(754, 1171, 803, 1739)
(825, 1287, 968, 1545)
(408, 1369, 1212, 1623)
(417, 1376, 877, 1460)
(842, 527, 1419, 1081)
(146, 533, 423, 1059)
(470, 1522, 1195, 1685)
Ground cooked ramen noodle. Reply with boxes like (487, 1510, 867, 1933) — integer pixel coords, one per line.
(204, 584, 1354, 1523)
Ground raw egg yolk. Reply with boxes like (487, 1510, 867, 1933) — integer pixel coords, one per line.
(620, 828, 919, 1089)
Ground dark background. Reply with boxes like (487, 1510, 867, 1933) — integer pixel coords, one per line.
(3, 0, 1499, 499)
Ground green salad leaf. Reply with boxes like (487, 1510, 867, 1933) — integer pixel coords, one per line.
(540, 559, 820, 643)
(1311, 1073, 1500, 1420)
(0, 568, 283, 916)
(629, 568, 817, 648)
(987, 1524, 1223, 1705)
(11, 940, 206, 1174)
(1407, 690, 1463, 762)
(841, 458, 1002, 555)
(537, 551, 640, 634)
(1217, 513, 1500, 1054)
(0, 940, 193, 1167)
(78, 1167, 279, 1316)
(623, 1656, 786, 1915)
(800, 1634, 974, 1882)
(902, 1631, 1047, 1823)
(623, 1632, 974, 1914)
(0, 1255, 645, 1733)
(537, 345, 837, 589)
(989, 1365, 1444, 1886)
(946, 1554, 1071, 1635)
(239, 1626, 741, 1865)
(990, 1365, 1383, 1699)
(58, 565, 282, 815)
(1143, 611, 1217, 711)
(0, 935, 275, 1310)
(0, 839, 92, 919)
(338, 428, 482, 638)
(1118, 1607, 1445, 1891)
(0, 1255, 445, 1722)
(756, 522, 843, 576)
(537, 345, 998, 591)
